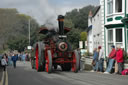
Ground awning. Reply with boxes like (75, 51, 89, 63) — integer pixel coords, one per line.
(87, 25, 92, 32)
(105, 24, 124, 29)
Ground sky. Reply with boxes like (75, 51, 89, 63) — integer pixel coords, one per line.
(0, 0, 99, 27)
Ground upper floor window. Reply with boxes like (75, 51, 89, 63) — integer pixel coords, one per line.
(107, 0, 113, 14)
(115, 0, 122, 13)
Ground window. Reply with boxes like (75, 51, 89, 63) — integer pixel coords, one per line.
(108, 43, 113, 54)
(116, 29, 122, 42)
(107, 0, 113, 14)
(108, 30, 113, 42)
(115, 0, 122, 12)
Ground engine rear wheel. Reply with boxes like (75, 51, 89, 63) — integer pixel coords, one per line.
(35, 42, 45, 72)
(72, 50, 80, 73)
(45, 50, 52, 73)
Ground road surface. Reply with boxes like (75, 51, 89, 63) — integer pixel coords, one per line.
(1, 61, 128, 85)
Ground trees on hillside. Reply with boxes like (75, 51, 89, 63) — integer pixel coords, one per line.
(0, 8, 39, 51)
(64, 5, 95, 49)
(65, 5, 95, 30)
(0, 5, 96, 51)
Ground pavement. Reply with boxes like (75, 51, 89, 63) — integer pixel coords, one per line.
(1, 61, 128, 85)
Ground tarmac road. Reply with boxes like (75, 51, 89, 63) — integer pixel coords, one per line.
(1, 61, 128, 85)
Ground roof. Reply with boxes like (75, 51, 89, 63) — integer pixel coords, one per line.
(92, 6, 100, 17)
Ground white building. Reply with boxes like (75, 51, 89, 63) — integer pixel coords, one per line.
(104, 0, 128, 56)
(87, 6, 104, 54)
(88, 0, 128, 56)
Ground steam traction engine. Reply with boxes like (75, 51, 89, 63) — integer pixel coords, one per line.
(32, 15, 80, 73)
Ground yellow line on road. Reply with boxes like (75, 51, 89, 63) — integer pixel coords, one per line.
(0, 71, 4, 85)
(5, 70, 8, 85)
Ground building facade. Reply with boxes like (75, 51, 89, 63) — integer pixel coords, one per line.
(88, 0, 128, 56)
(87, 6, 104, 54)
(104, 0, 128, 56)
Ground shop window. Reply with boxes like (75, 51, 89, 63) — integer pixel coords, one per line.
(107, 0, 113, 14)
(115, 0, 122, 12)
(108, 30, 113, 42)
(116, 29, 122, 42)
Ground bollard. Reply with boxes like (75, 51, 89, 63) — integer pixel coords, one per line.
(80, 57, 86, 71)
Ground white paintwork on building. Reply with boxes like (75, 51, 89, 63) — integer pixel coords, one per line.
(88, 0, 128, 57)
(87, 29, 93, 53)
(104, 0, 126, 56)
(87, 12, 93, 53)
(88, 5, 104, 54)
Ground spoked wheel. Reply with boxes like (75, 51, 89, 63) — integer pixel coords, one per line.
(72, 50, 80, 73)
(35, 42, 45, 72)
(45, 50, 52, 73)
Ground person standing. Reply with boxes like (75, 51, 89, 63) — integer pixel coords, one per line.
(98, 46, 105, 72)
(22, 53, 26, 64)
(116, 45, 124, 74)
(8, 53, 12, 66)
(91, 48, 99, 72)
(11, 54, 18, 68)
(104, 45, 116, 74)
(1, 56, 7, 71)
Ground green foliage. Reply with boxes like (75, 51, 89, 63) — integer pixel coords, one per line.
(67, 28, 82, 49)
(0, 8, 39, 51)
(64, 19, 74, 28)
(80, 32, 87, 41)
(7, 36, 29, 52)
(65, 5, 95, 30)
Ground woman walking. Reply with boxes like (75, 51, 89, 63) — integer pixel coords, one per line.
(1, 56, 7, 71)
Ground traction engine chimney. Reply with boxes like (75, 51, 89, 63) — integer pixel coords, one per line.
(58, 15, 64, 35)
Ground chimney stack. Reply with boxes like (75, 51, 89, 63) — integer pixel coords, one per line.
(58, 15, 64, 35)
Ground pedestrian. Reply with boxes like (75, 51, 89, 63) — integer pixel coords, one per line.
(1, 56, 7, 71)
(115, 45, 124, 74)
(98, 46, 105, 72)
(8, 53, 12, 66)
(4, 53, 8, 65)
(91, 48, 99, 72)
(22, 53, 26, 64)
(104, 45, 116, 74)
(11, 54, 18, 68)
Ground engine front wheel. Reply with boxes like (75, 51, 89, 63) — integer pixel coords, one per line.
(35, 42, 45, 72)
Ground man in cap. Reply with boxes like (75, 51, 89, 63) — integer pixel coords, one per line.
(98, 46, 105, 72)
(104, 45, 116, 74)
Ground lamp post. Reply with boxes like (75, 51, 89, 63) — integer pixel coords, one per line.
(28, 18, 31, 45)
(27, 18, 31, 50)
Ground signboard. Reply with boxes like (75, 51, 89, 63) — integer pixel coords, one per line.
(85, 41, 87, 47)
(79, 41, 83, 49)
(27, 46, 32, 50)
